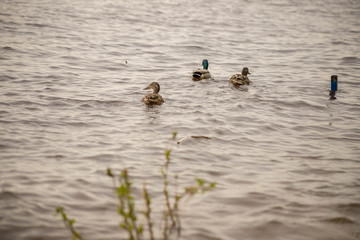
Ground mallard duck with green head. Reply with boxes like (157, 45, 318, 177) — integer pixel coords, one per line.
(142, 82, 164, 105)
(230, 67, 251, 86)
(192, 59, 211, 81)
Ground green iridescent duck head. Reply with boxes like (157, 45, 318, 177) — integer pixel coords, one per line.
(202, 59, 209, 70)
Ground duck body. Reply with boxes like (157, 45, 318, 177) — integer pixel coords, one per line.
(192, 69, 211, 81)
(192, 59, 211, 81)
(142, 93, 164, 105)
(142, 82, 164, 105)
(230, 67, 251, 86)
(229, 74, 250, 85)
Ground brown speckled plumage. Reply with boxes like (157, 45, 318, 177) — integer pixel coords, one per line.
(230, 67, 251, 86)
(142, 82, 164, 105)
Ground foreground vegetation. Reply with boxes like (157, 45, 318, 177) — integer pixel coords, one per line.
(56, 132, 216, 240)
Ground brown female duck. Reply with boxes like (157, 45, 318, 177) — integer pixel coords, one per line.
(142, 82, 164, 105)
(230, 67, 251, 86)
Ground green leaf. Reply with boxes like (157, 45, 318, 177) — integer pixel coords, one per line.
(210, 182, 217, 188)
(138, 224, 143, 234)
(196, 178, 205, 186)
(55, 206, 64, 214)
(165, 150, 171, 161)
(69, 219, 75, 226)
(107, 168, 113, 177)
(121, 169, 128, 179)
(118, 208, 124, 215)
(117, 185, 127, 197)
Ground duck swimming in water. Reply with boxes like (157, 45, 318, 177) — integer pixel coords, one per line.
(192, 59, 211, 81)
(230, 67, 251, 86)
(142, 82, 164, 105)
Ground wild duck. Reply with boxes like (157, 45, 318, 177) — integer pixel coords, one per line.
(192, 59, 211, 80)
(142, 82, 164, 105)
(229, 67, 251, 86)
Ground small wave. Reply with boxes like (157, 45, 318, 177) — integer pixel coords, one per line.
(11, 100, 46, 106)
(331, 41, 350, 45)
(0, 75, 16, 81)
(40, 96, 105, 107)
(176, 45, 207, 51)
(335, 203, 360, 220)
(321, 217, 355, 224)
(274, 49, 298, 53)
(267, 220, 283, 225)
(1, 46, 15, 51)
(349, 30, 360, 34)
(86, 153, 121, 162)
(86, 99, 127, 106)
(79, 103, 93, 108)
(4, 92, 20, 97)
(0, 12, 11, 17)
(0, 19, 18, 26)
(35, 74, 63, 80)
(0, 110, 9, 114)
(268, 99, 326, 111)
(292, 168, 345, 175)
(60, 55, 80, 60)
(337, 203, 360, 209)
(25, 23, 51, 28)
(47, 154, 65, 159)
(0, 191, 21, 200)
(340, 56, 360, 64)
(102, 66, 125, 71)
(0, 143, 11, 149)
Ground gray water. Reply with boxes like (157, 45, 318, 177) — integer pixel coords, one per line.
(1, 0, 360, 239)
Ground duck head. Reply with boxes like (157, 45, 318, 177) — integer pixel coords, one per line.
(242, 67, 250, 76)
(202, 59, 209, 70)
(143, 82, 161, 94)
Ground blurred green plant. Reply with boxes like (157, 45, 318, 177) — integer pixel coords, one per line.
(55, 206, 84, 240)
(107, 168, 143, 240)
(56, 132, 216, 240)
(160, 131, 216, 239)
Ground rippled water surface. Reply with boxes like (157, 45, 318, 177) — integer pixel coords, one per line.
(1, 0, 360, 239)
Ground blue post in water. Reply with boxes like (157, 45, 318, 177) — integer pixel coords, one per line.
(331, 75, 338, 92)
(329, 75, 338, 100)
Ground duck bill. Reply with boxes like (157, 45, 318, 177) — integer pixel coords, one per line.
(143, 86, 151, 90)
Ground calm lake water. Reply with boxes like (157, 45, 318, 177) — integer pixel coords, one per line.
(1, 0, 360, 239)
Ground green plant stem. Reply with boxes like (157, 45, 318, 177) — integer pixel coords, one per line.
(57, 133, 216, 240)
(143, 183, 154, 240)
(122, 169, 141, 240)
(163, 210, 169, 240)
(162, 168, 176, 227)
(55, 207, 84, 240)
